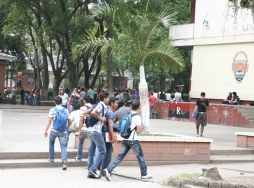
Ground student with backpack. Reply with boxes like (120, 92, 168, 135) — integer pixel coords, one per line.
(44, 96, 70, 170)
(100, 97, 118, 175)
(75, 96, 93, 161)
(83, 93, 108, 179)
(103, 100, 153, 181)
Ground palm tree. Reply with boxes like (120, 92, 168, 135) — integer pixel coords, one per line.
(72, 2, 184, 133)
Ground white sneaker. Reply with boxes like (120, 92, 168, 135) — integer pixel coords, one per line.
(103, 169, 111, 181)
(75, 157, 81, 161)
(141, 174, 153, 179)
(48, 159, 54, 162)
(196, 133, 199, 137)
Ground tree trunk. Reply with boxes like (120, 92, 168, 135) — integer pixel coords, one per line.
(106, 24, 114, 97)
(91, 48, 102, 88)
(53, 78, 61, 98)
(41, 49, 49, 100)
(248, 0, 254, 24)
(139, 64, 149, 134)
(35, 51, 42, 89)
(202, 167, 223, 180)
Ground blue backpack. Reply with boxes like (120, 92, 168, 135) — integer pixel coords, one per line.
(53, 107, 68, 132)
(88, 103, 105, 127)
(120, 114, 137, 139)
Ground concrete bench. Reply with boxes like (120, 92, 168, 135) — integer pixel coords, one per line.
(236, 132, 254, 148)
(74, 132, 88, 149)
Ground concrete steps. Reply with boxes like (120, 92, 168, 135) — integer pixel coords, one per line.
(210, 150, 254, 155)
(0, 159, 87, 169)
(233, 106, 254, 125)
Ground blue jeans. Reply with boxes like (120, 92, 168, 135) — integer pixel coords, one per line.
(76, 131, 88, 160)
(70, 105, 74, 113)
(230, 101, 239, 105)
(113, 123, 120, 132)
(29, 96, 34, 106)
(12, 96, 15, 104)
(107, 140, 147, 176)
(149, 106, 153, 119)
(100, 136, 113, 175)
(87, 131, 106, 172)
(49, 131, 67, 163)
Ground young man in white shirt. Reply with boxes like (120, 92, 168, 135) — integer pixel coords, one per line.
(103, 100, 152, 181)
(174, 90, 181, 102)
(44, 96, 70, 170)
(75, 96, 93, 161)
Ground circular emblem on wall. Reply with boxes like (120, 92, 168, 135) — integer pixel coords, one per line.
(232, 51, 249, 83)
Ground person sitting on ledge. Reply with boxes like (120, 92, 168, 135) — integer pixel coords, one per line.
(222, 92, 232, 104)
(229, 92, 240, 105)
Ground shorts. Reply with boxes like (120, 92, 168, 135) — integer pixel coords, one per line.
(196, 113, 207, 126)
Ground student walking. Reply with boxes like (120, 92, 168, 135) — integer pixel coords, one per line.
(44, 96, 70, 170)
(192, 92, 209, 138)
(112, 101, 131, 132)
(84, 93, 108, 179)
(103, 100, 152, 181)
(75, 96, 93, 161)
(99, 97, 118, 175)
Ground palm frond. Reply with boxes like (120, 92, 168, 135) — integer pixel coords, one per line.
(144, 37, 185, 73)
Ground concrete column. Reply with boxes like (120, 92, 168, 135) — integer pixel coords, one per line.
(0, 60, 7, 99)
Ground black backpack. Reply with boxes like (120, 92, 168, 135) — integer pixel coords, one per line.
(83, 104, 93, 128)
(87, 103, 105, 127)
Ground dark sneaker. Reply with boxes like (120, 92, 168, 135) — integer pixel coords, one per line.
(200, 135, 203, 138)
(103, 169, 111, 181)
(141, 174, 153, 179)
(48, 159, 54, 162)
(87, 171, 100, 179)
(62, 162, 67, 170)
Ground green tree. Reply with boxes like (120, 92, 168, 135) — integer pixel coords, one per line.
(228, 0, 254, 23)
(73, 2, 184, 133)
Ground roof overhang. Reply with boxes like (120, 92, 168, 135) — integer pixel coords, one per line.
(0, 53, 17, 61)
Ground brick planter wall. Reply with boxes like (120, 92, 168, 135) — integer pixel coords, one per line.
(237, 135, 254, 148)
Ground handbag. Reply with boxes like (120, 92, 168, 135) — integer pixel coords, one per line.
(68, 121, 79, 132)
(193, 110, 199, 118)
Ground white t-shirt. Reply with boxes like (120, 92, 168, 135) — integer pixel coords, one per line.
(165, 93, 171, 101)
(123, 112, 141, 141)
(79, 103, 93, 132)
(175, 92, 181, 102)
(68, 110, 82, 131)
(153, 93, 158, 99)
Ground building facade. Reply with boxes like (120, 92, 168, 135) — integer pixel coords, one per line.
(170, 0, 254, 104)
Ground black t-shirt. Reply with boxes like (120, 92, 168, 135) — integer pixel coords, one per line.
(160, 93, 165, 99)
(196, 99, 209, 112)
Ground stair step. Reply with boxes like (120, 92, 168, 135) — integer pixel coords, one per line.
(0, 159, 88, 169)
(210, 155, 254, 163)
(245, 116, 254, 120)
(241, 113, 254, 116)
(0, 151, 88, 160)
(234, 106, 254, 110)
(238, 109, 254, 113)
(210, 150, 254, 155)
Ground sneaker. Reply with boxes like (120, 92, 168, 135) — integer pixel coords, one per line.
(48, 159, 54, 162)
(62, 162, 67, 170)
(87, 171, 100, 179)
(75, 157, 81, 162)
(200, 135, 203, 138)
(103, 169, 111, 181)
(196, 133, 199, 137)
(141, 174, 153, 179)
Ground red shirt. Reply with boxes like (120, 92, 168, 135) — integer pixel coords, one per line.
(149, 95, 156, 107)
(30, 91, 33, 96)
(84, 88, 88, 93)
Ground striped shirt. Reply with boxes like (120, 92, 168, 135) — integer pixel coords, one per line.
(87, 102, 107, 134)
(48, 105, 69, 133)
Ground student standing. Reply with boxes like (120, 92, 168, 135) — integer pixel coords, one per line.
(75, 96, 93, 161)
(103, 100, 152, 181)
(11, 86, 16, 105)
(80, 88, 86, 106)
(87, 87, 95, 104)
(20, 86, 25, 105)
(149, 92, 157, 119)
(59, 89, 69, 109)
(44, 96, 70, 170)
(84, 93, 108, 179)
(69, 88, 80, 113)
(192, 92, 209, 138)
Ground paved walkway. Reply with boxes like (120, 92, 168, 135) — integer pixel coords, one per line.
(0, 104, 253, 152)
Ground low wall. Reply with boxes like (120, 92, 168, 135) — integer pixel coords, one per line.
(153, 101, 251, 127)
(236, 133, 254, 148)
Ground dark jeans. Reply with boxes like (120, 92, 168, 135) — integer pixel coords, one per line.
(21, 96, 24, 105)
(36, 98, 40, 106)
(107, 140, 147, 176)
(29, 96, 34, 106)
(100, 136, 113, 175)
(62, 105, 67, 109)
(0, 97, 2, 103)
(12, 96, 16, 105)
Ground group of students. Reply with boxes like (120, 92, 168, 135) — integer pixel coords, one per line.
(152, 90, 187, 102)
(29, 87, 40, 106)
(45, 92, 152, 181)
(223, 92, 240, 105)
